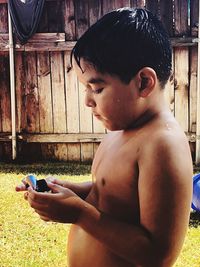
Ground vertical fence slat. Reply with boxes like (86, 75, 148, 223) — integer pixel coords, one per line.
(0, 3, 8, 33)
(50, 51, 66, 133)
(174, 47, 189, 132)
(195, 0, 200, 164)
(75, 0, 89, 39)
(189, 0, 199, 134)
(89, 0, 102, 26)
(130, 0, 145, 8)
(0, 54, 11, 132)
(74, 0, 93, 160)
(174, 0, 189, 37)
(164, 52, 175, 115)
(37, 52, 53, 133)
(190, 0, 199, 37)
(0, 4, 12, 159)
(64, 50, 81, 161)
(64, 52, 79, 133)
(145, 0, 159, 15)
(64, 0, 76, 40)
(15, 52, 25, 133)
(189, 47, 198, 133)
(174, 0, 189, 133)
(160, 0, 174, 37)
(24, 52, 40, 133)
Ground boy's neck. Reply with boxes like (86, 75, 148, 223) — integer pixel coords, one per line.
(127, 95, 170, 130)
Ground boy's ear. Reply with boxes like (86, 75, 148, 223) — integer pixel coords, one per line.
(137, 67, 157, 98)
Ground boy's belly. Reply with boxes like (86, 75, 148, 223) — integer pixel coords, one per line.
(67, 224, 135, 267)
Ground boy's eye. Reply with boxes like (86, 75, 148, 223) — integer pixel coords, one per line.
(92, 88, 104, 94)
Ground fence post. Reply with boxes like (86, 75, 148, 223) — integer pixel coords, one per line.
(196, 2, 200, 165)
(8, 7, 17, 160)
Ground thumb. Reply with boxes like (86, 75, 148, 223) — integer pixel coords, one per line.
(47, 182, 64, 193)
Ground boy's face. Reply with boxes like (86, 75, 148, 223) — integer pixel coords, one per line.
(73, 58, 143, 131)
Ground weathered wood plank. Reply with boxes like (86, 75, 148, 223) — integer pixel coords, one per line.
(89, 0, 102, 26)
(50, 51, 67, 133)
(174, 0, 189, 37)
(81, 142, 94, 162)
(164, 51, 175, 114)
(113, 0, 131, 9)
(130, 0, 145, 7)
(0, 34, 198, 52)
(67, 143, 81, 161)
(0, 3, 8, 33)
(145, 0, 159, 15)
(64, 51, 80, 133)
(0, 54, 11, 132)
(14, 52, 25, 132)
(37, 51, 53, 133)
(102, 0, 130, 15)
(23, 132, 103, 143)
(190, 0, 199, 37)
(75, 0, 89, 39)
(174, 47, 189, 132)
(54, 143, 68, 161)
(24, 52, 40, 133)
(160, 0, 174, 37)
(189, 47, 198, 133)
(78, 81, 93, 133)
(64, 0, 76, 40)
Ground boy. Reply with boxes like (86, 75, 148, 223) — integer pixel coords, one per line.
(16, 8, 193, 267)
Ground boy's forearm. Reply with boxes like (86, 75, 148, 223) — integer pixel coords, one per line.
(65, 181, 92, 200)
(77, 202, 168, 267)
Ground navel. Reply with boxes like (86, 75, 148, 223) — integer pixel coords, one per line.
(101, 177, 106, 186)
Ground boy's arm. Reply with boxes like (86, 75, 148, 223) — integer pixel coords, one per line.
(16, 178, 92, 200)
(52, 179, 92, 200)
(27, 134, 192, 266)
(76, 133, 193, 266)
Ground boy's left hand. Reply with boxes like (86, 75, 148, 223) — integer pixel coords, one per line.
(26, 182, 84, 224)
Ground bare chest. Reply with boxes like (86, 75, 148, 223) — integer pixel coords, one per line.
(88, 136, 140, 222)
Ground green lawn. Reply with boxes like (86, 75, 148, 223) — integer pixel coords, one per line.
(0, 162, 200, 267)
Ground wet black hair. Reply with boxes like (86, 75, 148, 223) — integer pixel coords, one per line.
(71, 8, 172, 88)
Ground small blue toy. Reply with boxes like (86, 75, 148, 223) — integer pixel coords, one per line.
(191, 173, 200, 212)
(22, 174, 50, 192)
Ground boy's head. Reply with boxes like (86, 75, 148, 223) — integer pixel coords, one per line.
(71, 8, 172, 88)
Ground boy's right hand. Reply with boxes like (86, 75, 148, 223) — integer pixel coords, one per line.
(15, 176, 60, 192)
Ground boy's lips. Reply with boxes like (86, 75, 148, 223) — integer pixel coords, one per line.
(93, 112, 101, 118)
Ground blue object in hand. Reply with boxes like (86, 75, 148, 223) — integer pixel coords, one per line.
(24, 174, 37, 190)
(192, 173, 200, 212)
(22, 174, 50, 192)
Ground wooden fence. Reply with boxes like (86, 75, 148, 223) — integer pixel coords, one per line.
(0, 0, 199, 163)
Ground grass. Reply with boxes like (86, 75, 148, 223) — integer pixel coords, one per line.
(0, 162, 200, 267)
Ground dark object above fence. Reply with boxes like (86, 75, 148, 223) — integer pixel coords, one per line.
(8, 0, 45, 44)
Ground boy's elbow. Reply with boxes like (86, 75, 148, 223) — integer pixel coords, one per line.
(132, 243, 178, 267)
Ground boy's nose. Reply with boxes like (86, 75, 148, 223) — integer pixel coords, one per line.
(85, 90, 96, 107)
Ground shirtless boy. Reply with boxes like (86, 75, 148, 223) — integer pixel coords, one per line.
(16, 8, 193, 267)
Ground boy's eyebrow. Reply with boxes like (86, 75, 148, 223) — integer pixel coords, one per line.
(87, 77, 106, 84)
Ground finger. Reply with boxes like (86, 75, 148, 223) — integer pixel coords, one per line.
(15, 184, 27, 192)
(24, 192, 29, 200)
(39, 215, 51, 222)
(28, 186, 61, 203)
(29, 200, 49, 211)
(46, 182, 66, 194)
(45, 176, 58, 183)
